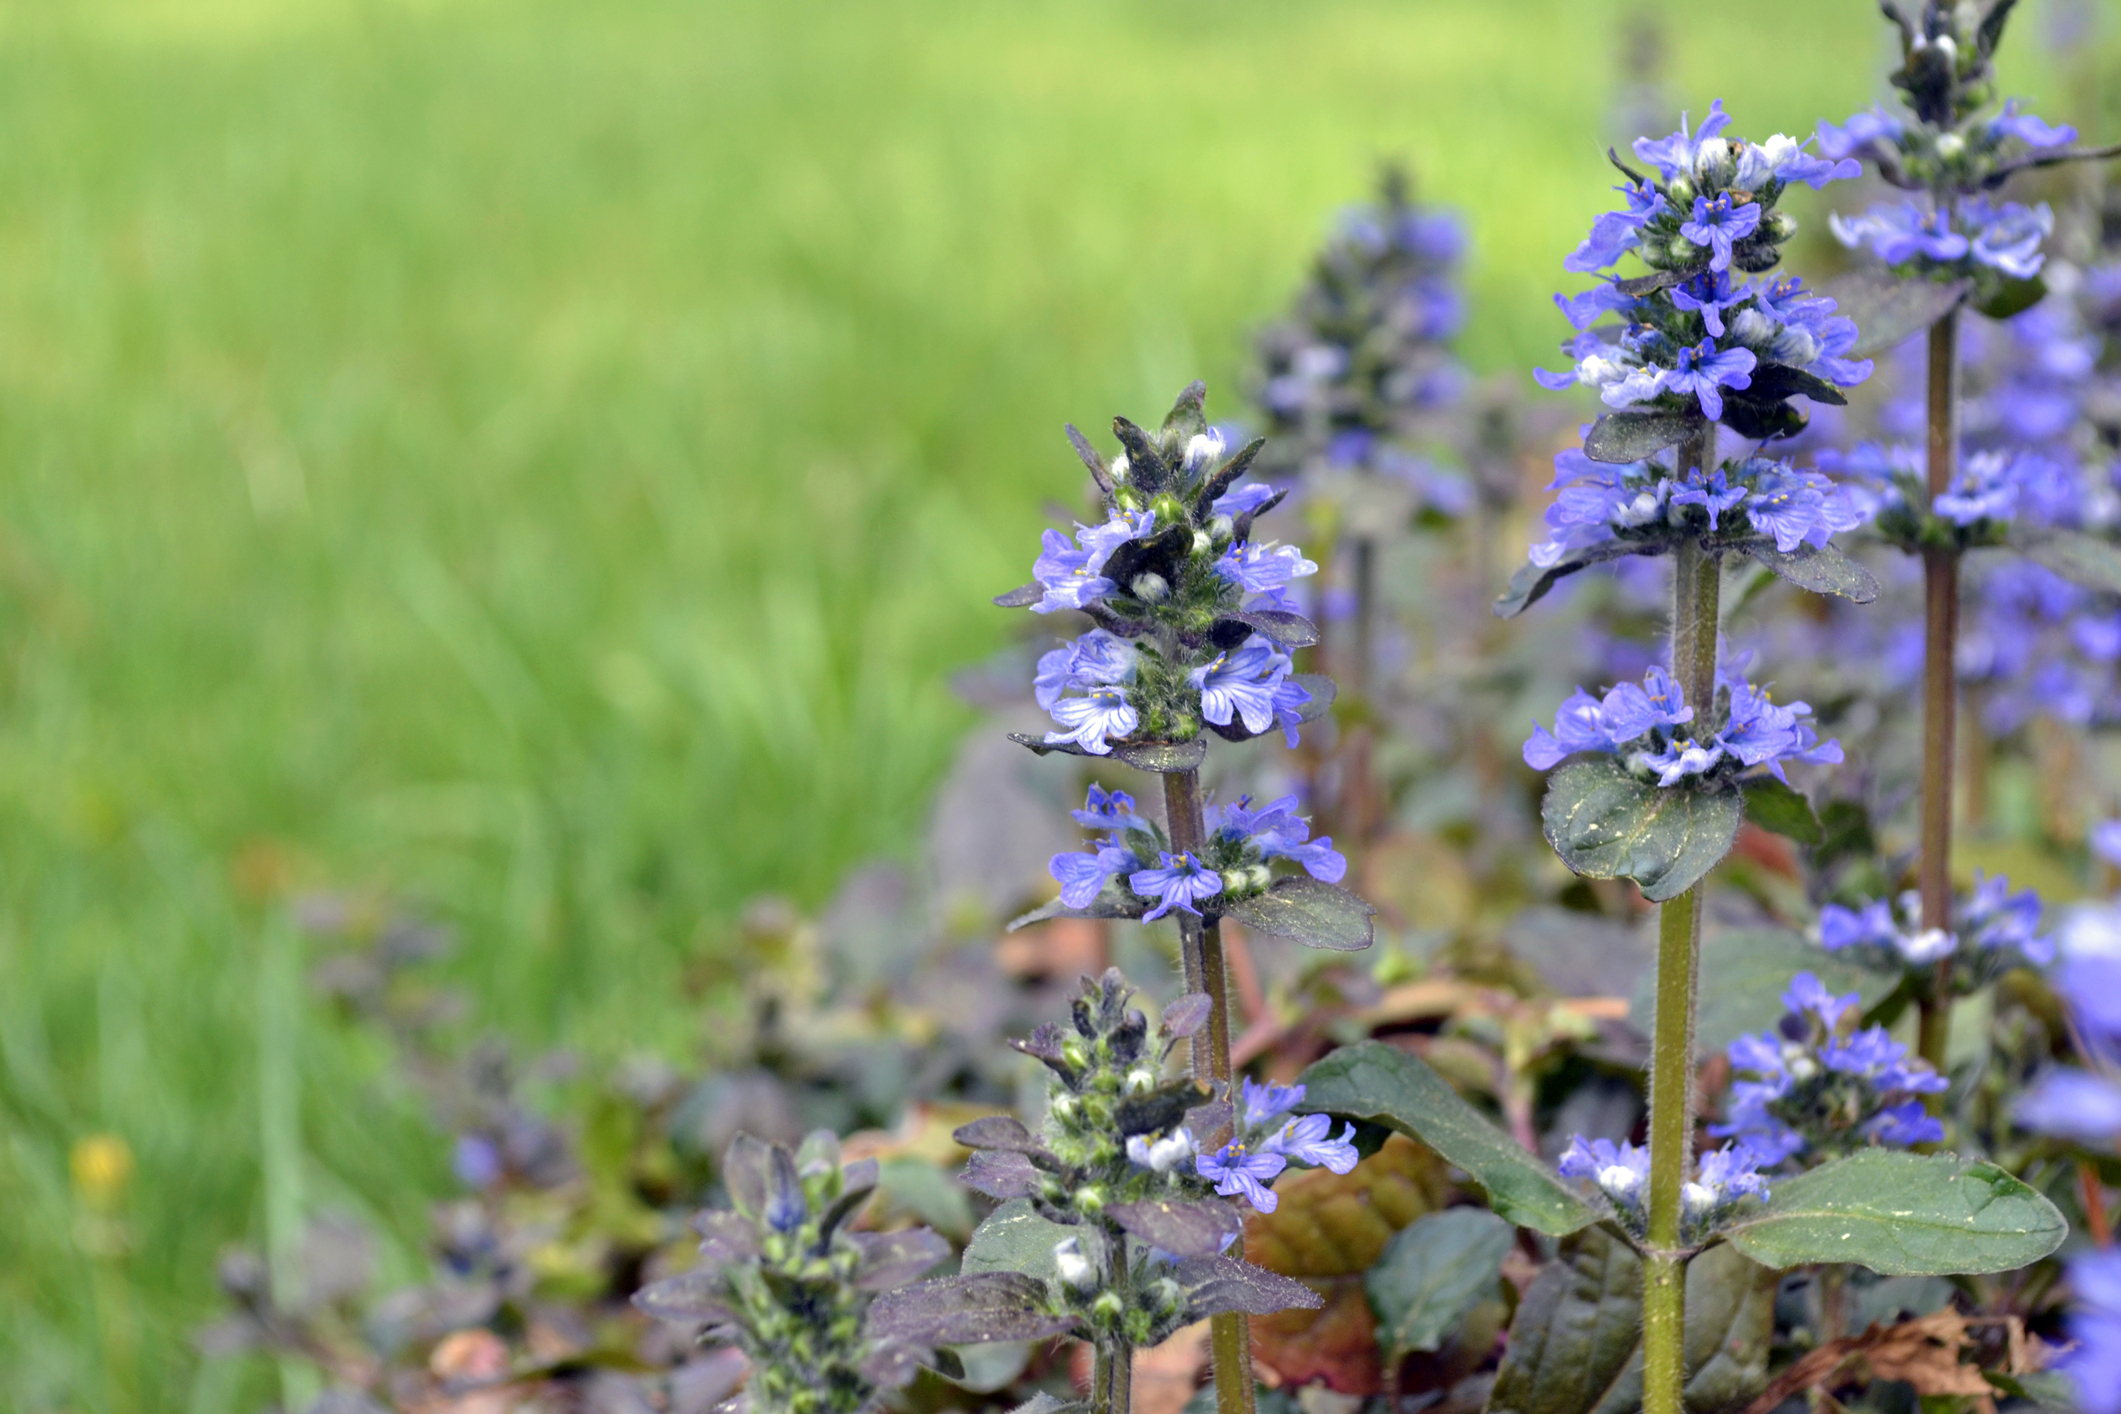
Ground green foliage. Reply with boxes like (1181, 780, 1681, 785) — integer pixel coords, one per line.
(1221, 875, 1376, 952)
(1297, 1041, 1597, 1236)
(1539, 757, 1744, 903)
(1819, 268, 1971, 358)
(1720, 1151, 2068, 1276)
(1488, 1228, 1776, 1414)
(1364, 1207, 1515, 1363)
(1740, 778, 1824, 846)
(2014, 527, 2121, 596)
(1631, 927, 1876, 1054)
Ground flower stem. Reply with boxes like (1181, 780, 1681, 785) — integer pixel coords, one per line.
(1161, 767, 1253, 1414)
(1643, 442, 1720, 1414)
(1918, 309, 1960, 1092)
(1092, 1228, 1135, 1414)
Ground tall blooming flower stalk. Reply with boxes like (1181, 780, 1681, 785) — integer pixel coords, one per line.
(997, 384, 1376, 1414)
(1819, 0, 2121, 1085)
(1511, 101, 1877, 1414)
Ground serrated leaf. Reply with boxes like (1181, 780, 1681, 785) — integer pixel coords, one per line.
(1365, 1208, 1515, 1361)
(1219, 876, 1375, 952)
(1539, 756, 1743, 902)
(1631, 926, 1876, 1055)
(1818, 269, 1970, 359)
(866, 1273, 1077, 1346)
(1175, 1256, 1325, 1319)
(2014, 527, 2121, 594)
(1973, 273, 2047, 320)
(1218, 610, 1320, 650)
(1742, 364, 1849, 408)
(963, 1150, 1043, 1200)
(1114, 738, 1209, 773)
(1584, 411, 1701, 464)
(1741, 777, 1824, 846)
(962, 1198, 1075, 1287)
(994, 582, 1045, 609)
(1721, 1150, 2067, 1275)
(1494, 537, 1665, 619)
(633, 1269, 736, 1327)
(1109, 1198, 1242, 1258)
(1296, 1042, 1597, 1236)
(1738, 541, 1880, 602)
(851, 1228, 952, 1290)
(1488, 1228, 1776, 1414)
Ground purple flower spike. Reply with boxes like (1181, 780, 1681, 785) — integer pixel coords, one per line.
(1129, 852, 1222, 922)
(1681, 194, 1762, 273)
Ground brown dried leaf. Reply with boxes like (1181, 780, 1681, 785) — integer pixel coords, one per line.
(1249, 1280, 1381, 1394)
(1243, 1133, 1449, 1278)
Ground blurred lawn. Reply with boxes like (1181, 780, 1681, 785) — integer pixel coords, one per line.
(0, 0, 2101, 1406)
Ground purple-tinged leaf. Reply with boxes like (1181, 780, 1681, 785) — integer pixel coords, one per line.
(994, 583, 1045, 609)
(963, 1150, 1044, 1201)
(1160, 993, 1213, 1038)
(1109, 1199, 1241, 1258)
(1217, 610, 1320, 651)
(1174, 1257, 1325, 1318)
(852, 1228, 952, 1290)
(1065, 423, 1115, 493)
(693, 1211, 759, 1265)
(860, 1343, 929, 1392)
(1010, 1023, 1072, 1077)
(953, 1116, 1055, 1159)
(721, 1135, 777, 1221)
(866, 1273, 1078, 1346)
(1116, 1079, 1213, 1137)
(634, 1269, 737, 1327)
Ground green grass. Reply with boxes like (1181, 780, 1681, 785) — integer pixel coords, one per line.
(0, 0, 2104, 1406)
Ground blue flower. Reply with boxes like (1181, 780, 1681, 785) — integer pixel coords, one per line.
(1599, 665, 1695, 740)
(1670, 468, 1748, 530)
(2061, 1250, 2121, 1414)
(1212, 482, 1279, 519)
(1129, 851, 1223, 922)
(1714, 682, 1843, 782)
(1033, 629, 1138, 710)
(1269, 676, 1313, 748)
(1195, 1140, 1288, 1212)
(1215, 794, 1347, 884)
(1029, 527, 1116, 614)
(2016, 1069, 2121, 1146)
(1860, 1101, 1944, 1148)
(1263, 1113, 1359, 1173)
(1731, 133, 1861, 191)
(1215, 541, 1318, 594)
(1681, 194, 1762, 273)
(1815, 109, 1905, 162)
(1565, 180, 1668, 273)
(1668, 270, 1752, 338)
(1644, 737, 1725, 785)
(1240, 1077, 1306, 1127)
(1987, 100, 2076, 150)
(1072, 783, 1150, 833)
(1818, 899, 1898, 952)
(1660, 339, 1756, 422)
(1962, 197, 2053, 278)
(1829, 202, 1969, 266)
(1191, 635, 1291, 735)
(454, 1133, 502, 1190)
(1553, 281, 1641, 331)
(1632, 100, 1734, 181)
(1044, 686, 1138, 755)
(1961, 871, 2054, 966)
(1783, 971, 1860, 1030)
(1743, 462, 1868, 552)
(1558, 1135, 1651, 1213)
(1050, 845, 1141, 908)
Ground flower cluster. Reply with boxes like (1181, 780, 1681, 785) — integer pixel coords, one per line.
(1528, 445, 1871, 571)
(1046, 786, 1346, 922)
(634, 1132, 947, 1414)
(1817, 871, 2054, 993)
(1010, 385, 1325, 758)
(2013, 852, 2121, 1147)
(1556, 1135, 1769, 1244)
(1190, 1077, 1359, 1214)
(1253, 166, 1472, 517)
(1709, 972, 1947, 1165)
(1538, 101, 1871, 443)
(2061, 1250, 2121, 1414)
(1819, 1, 2113, 295)
(1522, 662, 1841, 788)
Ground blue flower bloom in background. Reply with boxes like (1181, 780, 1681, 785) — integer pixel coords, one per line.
(2063, 1250, 2121, 1414)
(1522, 662, 1838, 787)
(1559, 1135, 1768, 1240)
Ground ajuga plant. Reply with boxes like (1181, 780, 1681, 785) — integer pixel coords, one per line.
(1817, 0, 2121, 1083)
(868, 972, 1329, 1414)
(995, 383, 1377, 1414)
(1315, 102, 2078, 1414)
(632, 1132, 950, 1414)
(1250, 167, 1470, 848)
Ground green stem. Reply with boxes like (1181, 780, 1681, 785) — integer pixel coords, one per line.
(1092, 1227, 1134, 1414)
(1162, 768, 1251, 1414)
(1643, 436, 1720, 1414)
(1918, 309, 1960, 1091)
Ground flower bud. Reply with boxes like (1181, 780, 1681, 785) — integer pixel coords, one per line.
(1110, 454, 1131, 484)
(1062, 1036, 1091, 1070)
(1668, 237, 1699, 265)
(1695, 138, 1734, 187)
(1763, 211, 1797, 243)
(1092, 1290, 1124, 1322)
(1131, 573, 1171, 603)
(1209, 513, 1235, 544)
(1049, 1091, 1079, 1120)
(1074, 1185, 1107, 1215)
(1150, 493, 1187, 526)
(1054, 1237, 1096, 1291)
(1935, 132, 1966, 160)
(1124, 1067, 1155, 1094)
(1666, 176, 1697, 206)
(1114, 487, 1144, 512)
(1192, 529, 1213, 555)
(1221, 870, 1249, 894)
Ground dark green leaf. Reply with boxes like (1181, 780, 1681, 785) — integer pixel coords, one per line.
(961, 1198, 1075, 1288)
(1006, 891, 1144, 932)
(1219, 876, 1375, 952)
(1981, 1369, 2076, 1409)
(1976, 0, 2020, 56)
(1818, 269, 1970, 359)
(1630, 927, 1877, 1055)
(2014, 528, 2121, 595)
(1114, 1079, 1213, 1137)
(1365, 1208, 1516, 1360)
(1162, 380, 1209, 441)
(1218, 610, 1319, 650)
(1584, 411, 1701, 464)
(1110, 417, 1170, 493)
(1113, 738, 1209, 773)
(1737, 541, 1880, 602)
(994, 582, 1045, 609)
(1741, 364, 1849, 408)
(1539, 756, 1743, 902)
(1296, 1042, 1598, 1236)
(1064, 423, 1114, 493)
(1194, 437, 1267, 512)
(1973, 273, 2047, 320)
(1721, 1150, 2068, 1275)
(1494, 538, 1665, 619)
(1716, 392, 1808, 443)
(1488, 1229, 1776, 1414)
(1741, 778, 1824, 846)
(1173, 1256, 1325, 1319)
(866, 1273, 1078, 1346)
(1614, 269, 1684, 297)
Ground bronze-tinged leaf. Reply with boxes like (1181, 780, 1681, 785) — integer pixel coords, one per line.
(866, 1273, 1078, 1346)
(1243, 1133, 1449, 1278)
(1108, 1198, 1242, 1259)
(1251, 1280, 1384, 1394)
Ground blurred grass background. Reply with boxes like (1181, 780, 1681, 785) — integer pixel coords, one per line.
(0, 0, 2107, 1406)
